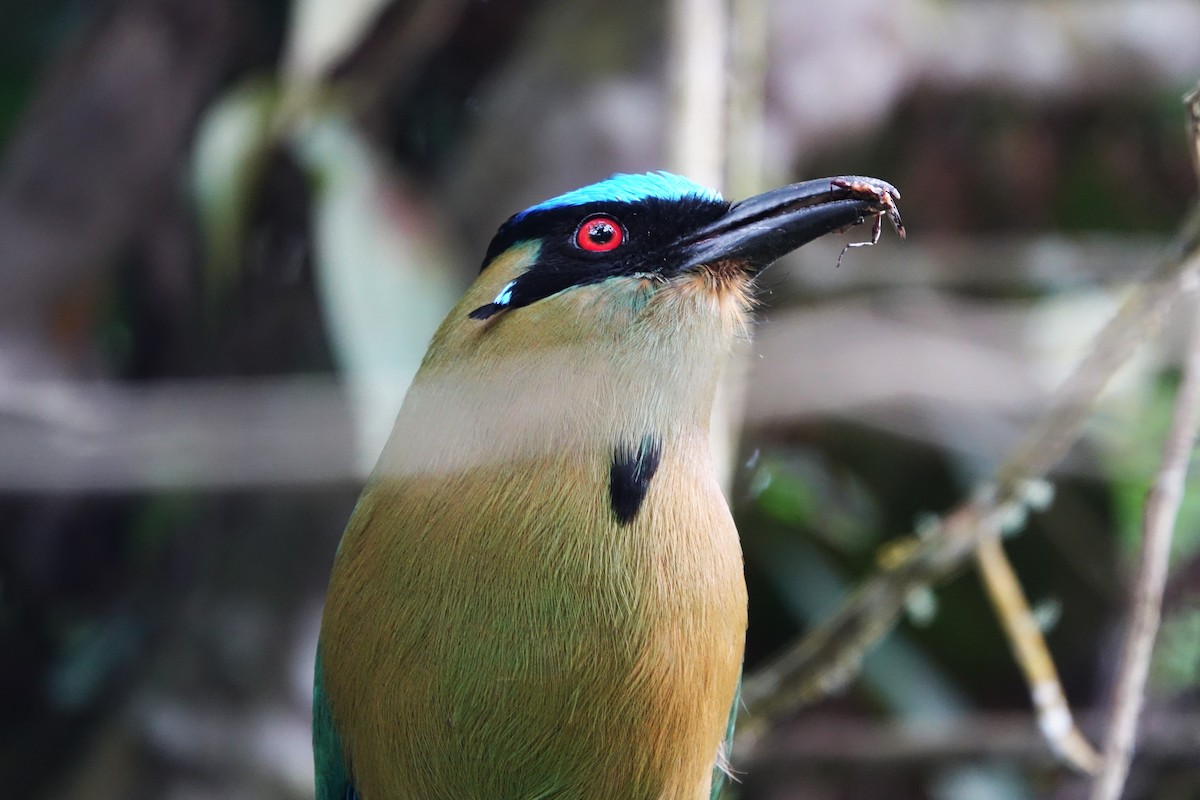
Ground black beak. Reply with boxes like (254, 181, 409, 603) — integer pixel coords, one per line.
(677, 176, 905, 273)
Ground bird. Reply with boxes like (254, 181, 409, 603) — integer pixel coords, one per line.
(314, 170, 903, 800)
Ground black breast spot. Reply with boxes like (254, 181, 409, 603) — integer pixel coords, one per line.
(609, 434, 662, 525)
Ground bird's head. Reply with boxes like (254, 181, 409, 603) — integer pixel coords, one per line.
(393, 172, 901, 473)
(464, 171, 900, 325)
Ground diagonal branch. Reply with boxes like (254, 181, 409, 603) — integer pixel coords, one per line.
(1088, 83, 1200, 800)
(976, 535, 1100, 773)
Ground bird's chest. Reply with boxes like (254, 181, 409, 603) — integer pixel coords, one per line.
(322, 448, 746, 799)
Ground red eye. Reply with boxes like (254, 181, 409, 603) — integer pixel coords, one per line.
(575, 216, 624, 252)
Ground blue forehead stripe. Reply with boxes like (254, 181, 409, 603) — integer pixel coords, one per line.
(514, 171, 723, 220)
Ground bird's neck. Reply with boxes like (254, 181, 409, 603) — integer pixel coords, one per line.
(374, 278, 750, 483)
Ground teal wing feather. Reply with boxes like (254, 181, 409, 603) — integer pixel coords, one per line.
(313, 648, 358, 800)
(710, 671, 742, 800)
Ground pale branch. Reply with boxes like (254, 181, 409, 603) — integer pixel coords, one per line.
(1090, 286, 1200, 800)
(976, 536, 1101, 774)
(1088, 83, 1200, 800)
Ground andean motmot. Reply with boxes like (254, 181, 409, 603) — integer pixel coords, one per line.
(314, 171, 903, 800)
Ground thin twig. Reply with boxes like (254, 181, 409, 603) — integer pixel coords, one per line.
(1089, 286, 1200, 800)
(976, 536, 1101, 773)
(1089, 84, 1200, 800)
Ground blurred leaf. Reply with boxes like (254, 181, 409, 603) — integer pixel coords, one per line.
(750, 525, 973, 721)
(50, 615, 143, 712)
(1152, 602, 1200, 694)
(292, 109, 460, 470)
(749, 452, 881, 555)
(191, 77, 280, 294)
(282, 0, 393, 84)
(129, 494, 198, 567)
(1030, 596, 1062, 633)
(1106, 375, 1200, 564)
(904, 586, 938, 627)
(1092, 361, 1200, 698)
(0, 1, 91, 147)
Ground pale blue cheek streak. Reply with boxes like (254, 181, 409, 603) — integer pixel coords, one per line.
(492, 281, 516, 308)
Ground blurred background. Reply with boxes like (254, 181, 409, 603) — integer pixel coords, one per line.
(2, 0, 1199, 798)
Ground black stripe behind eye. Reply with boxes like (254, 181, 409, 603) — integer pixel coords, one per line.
(609, 434, 662, 525)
